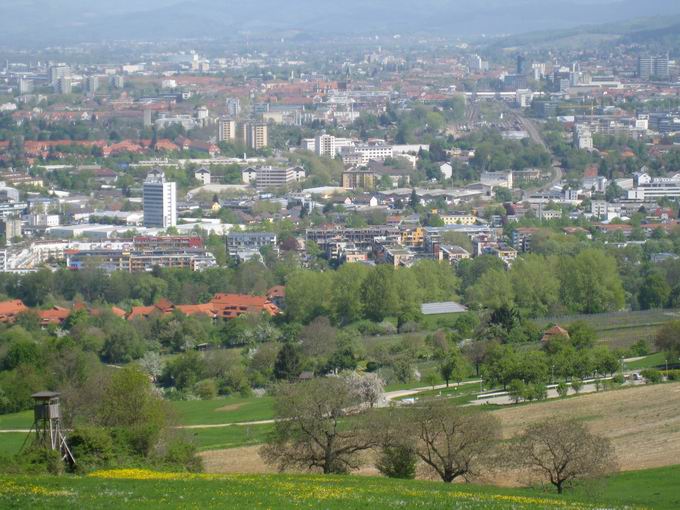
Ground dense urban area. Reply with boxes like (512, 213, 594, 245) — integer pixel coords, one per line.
(1, 3, 680, 509)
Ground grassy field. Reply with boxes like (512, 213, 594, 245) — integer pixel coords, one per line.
(185, 424, 272, 451)
(0, 433, 26, 457)
(1, 466, 678, 509)
(0, 410, 31, 430)
(171, 395, 274, 426)
(625, 352, 672, 370)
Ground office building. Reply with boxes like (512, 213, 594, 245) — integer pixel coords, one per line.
(638, 56, 670, 80)
(48, 65, 70, 86)
(18, 78, 33, 95)
(628, 172, 680, 200)
(55, 77, 72, 95)
(242, 165, 305, 191)
(143, 169, 177, 228)
(218, 118, 236, 142)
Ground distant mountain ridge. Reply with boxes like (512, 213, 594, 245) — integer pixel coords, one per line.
(1, 0, 680, 46)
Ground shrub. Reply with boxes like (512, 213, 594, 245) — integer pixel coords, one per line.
(68, 427, 114, 472)
(376, 445, 417, 479)
(665, 369, 680, 381)
(158, 439, 203, 473)
(628, 339, 649, 357)
(194, 379, 218, 400)
(365, 361, 380, 372)
(571, 378, 583, 394)
(611, 373, 625, 385)
(508, 379, 526, 404)
(556, 382, 569, 398)
(640, 368, 662, 384)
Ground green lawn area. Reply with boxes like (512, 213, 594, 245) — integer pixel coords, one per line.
(4, 465, 678, 509)
(565, 464, 680, 510)
(184, 423, 273, 451)
(625, 352, 670, 371)
(0, 411, 32, 430)
(0, 433, 26, 457)
(171, 395, 274, 426)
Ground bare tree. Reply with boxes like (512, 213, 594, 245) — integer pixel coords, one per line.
(509, 418, 618, 493)
(409, 401, 501, 483)
(260, 377, 376, 474)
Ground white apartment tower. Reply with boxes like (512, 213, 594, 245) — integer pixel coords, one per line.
(315, 134, 336, 157)
(143, 169, 177, 228)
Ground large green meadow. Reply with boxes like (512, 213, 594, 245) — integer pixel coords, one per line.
(0, 465, 678, 509)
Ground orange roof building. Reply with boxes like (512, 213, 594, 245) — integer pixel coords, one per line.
(210, 293, 280, 320)
(0, 300, 29, 323)
(541, 325, 570, 344)
(37, 306, 72, 326)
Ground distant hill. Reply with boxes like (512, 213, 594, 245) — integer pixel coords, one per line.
(2, 0, 680, 46)
(486, 13, 680, 51)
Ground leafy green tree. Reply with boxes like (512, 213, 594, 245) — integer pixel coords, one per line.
(331, 264, 370, 325)
(361, 266, 400, 322)
(97, 366, 170, 456)
(655, 320, 680, 363)
(274, 343, 302, 381)
(510, 255, 560, 317)
(466, 268, 514, 309)
(639, 271, 671, 310)
(558, 249, 625, 314)
(286, 270, 332, 324)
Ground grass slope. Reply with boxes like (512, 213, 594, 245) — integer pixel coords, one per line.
(3, 467, 678, 510)
(171, 395, 274, 426)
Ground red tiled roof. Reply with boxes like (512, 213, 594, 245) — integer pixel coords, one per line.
(175, 303, 216, 318)
(38, 306, 71, 325)
(267, 286, 286, 299)
(210, 293, 280, 319)
(0, 300, 28, 323)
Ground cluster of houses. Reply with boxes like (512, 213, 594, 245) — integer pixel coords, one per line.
(0, 287, 284, 326)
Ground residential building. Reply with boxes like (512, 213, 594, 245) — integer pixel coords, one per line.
(481, 171, 513, 189)
(143, 169, 177, 228)
(242, 122, 268, 150)
(194, 167, 211, 185)
(341, 167, 376, 190)
(218, 118, 236, 142)
(225, 97, 241, 117)
(242, 165, 305, 191)
(628, 172, 680, 200)
(0, 217, 22, 240)
(210, 293, 279, 319)
(440, 214, 478, 226)
(574, 125, 593, 150)
(0, 299, 28, 323)
(227, 231, 278, 258)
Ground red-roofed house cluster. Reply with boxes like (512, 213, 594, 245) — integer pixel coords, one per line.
(0, 288, 283, 326)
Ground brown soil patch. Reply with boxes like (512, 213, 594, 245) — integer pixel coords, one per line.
(493, 382, 680, 473)
(200, 384, 680, 483)
(200, 446, 276, 474)
(215, 404, 243, 412)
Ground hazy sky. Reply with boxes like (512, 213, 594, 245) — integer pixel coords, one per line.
(2, 0, 680, 46)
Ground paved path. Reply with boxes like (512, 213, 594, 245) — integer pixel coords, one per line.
(383, 379, 482, 403)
